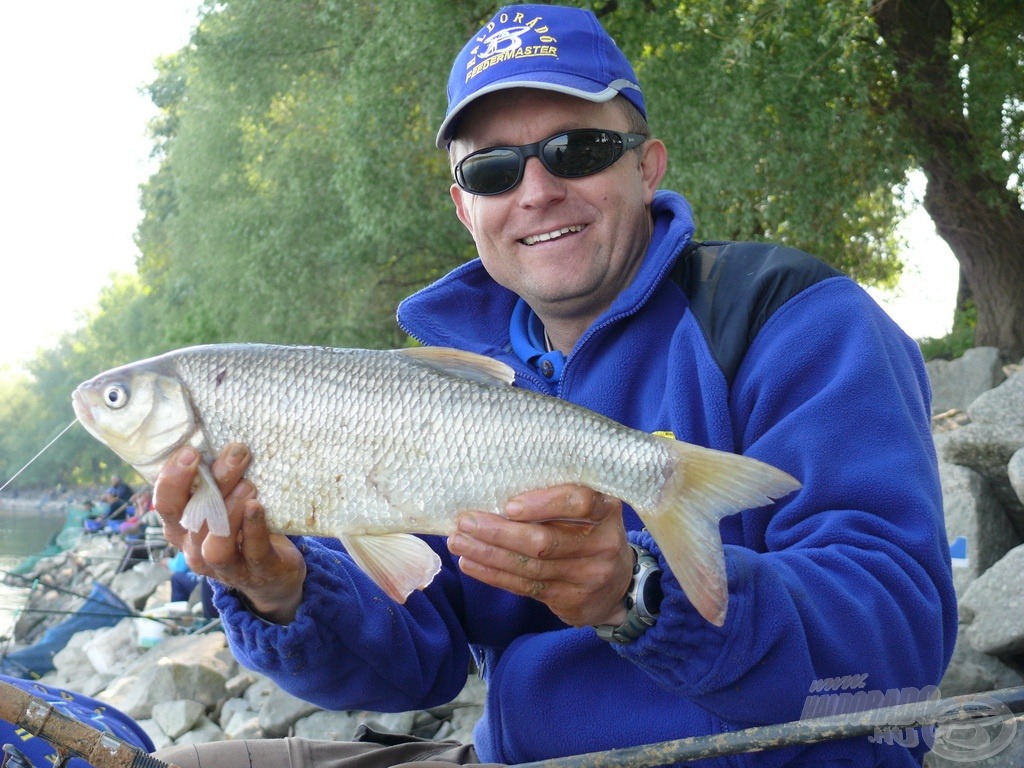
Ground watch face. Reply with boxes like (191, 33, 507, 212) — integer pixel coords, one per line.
(639, 567, 663, 618)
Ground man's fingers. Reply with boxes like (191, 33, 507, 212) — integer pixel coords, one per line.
(153, 446, 202, 535)
(505, 485, 620, 523)
(238, 499, 277, 568)
(211, 443, 251, 496)
(200, 480, 255, 566)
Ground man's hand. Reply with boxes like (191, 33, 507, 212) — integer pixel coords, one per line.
(152, 443, 307, 624)
(447, 486, 633, 627)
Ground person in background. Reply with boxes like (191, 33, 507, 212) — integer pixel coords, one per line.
(150, 5, 956, 767)
(99, 474, 133, 523)
(116, 487, 154, 539)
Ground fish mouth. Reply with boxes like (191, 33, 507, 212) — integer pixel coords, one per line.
(520, 224, 584, 246)
(71, 388, 94, 427)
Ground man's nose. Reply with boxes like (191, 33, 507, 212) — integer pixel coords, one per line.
(517, 156, 568, 207)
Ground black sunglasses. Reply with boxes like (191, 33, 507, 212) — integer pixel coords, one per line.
(454, 129, 647, 196)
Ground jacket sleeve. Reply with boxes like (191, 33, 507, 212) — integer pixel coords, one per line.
(210, 535, 473, 712)
(618, 277, 957, 727)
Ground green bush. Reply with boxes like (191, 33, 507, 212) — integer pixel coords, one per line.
(918, 303, 977, 362)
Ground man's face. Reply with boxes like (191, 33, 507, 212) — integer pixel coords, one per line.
(449, 89, 667, 338)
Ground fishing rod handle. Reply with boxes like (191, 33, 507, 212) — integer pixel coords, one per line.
(0, 680, 180, 768)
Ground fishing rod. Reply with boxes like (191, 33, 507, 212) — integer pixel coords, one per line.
(0, 679, 178, 768)
(0, 569, 141, 618)
(512, 685, 1024, 768)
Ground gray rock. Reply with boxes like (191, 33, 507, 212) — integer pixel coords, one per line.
(294, 710, 364, 741)
(939, 624, 1024, 697)
(968, 367, 1024, 426)
(940, 463, 1018, 595)
(152, 699, 207, 740)
(169, 715, 226, 746)
(109, 560, 171, 609)
(219, 696, 263, 739)
(256, 679, 322, 737)
(225, 670, 258, 699)
(926, 347, 1005, 416)
(135, 719, 173, 752)
(1009, 448, 1024, 508)
(960, 545, 1024, 655)
(223, 711, 264, 740)
(84, 618, 147, 674)
(939, 423, 1024, 532)
(357, 710, 417, 736)
(99, 633, 237, 719)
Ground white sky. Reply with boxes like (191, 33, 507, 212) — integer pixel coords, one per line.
(0, 4, 960, 374)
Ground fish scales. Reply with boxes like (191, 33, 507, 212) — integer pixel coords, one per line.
(72, 343, 801, 625)
(171, 345, 668, 536)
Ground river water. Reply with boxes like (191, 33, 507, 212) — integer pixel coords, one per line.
(0, 501, 70, 640)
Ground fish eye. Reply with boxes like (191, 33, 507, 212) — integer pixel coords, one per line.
(103, 384, 130, 410)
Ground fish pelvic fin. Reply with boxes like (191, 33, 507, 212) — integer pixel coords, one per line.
(643, 443, 801, 627)
(181, 463, 231, 537)
(340, 532, 442, 603)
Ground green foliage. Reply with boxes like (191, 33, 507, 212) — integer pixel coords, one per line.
(138, 0, 476, 351)
(5, 0, 1022, 489)
(918, 302, 978, 362)
(0, 276, 161, 490)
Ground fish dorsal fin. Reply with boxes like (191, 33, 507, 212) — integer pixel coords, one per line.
(397, 347, 514, 387)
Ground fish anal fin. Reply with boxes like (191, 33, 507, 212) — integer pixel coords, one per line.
(181, 463, 231, 537)
(341, 532, 442, 603)
(397, 347, 514, 387)
(642, 443, 801, 627)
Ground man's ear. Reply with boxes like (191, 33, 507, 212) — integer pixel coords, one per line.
(451, 183, 475, 236)
(639, 139, 668, 205)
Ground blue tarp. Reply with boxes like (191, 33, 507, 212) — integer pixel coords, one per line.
(0, 581, 133, 679)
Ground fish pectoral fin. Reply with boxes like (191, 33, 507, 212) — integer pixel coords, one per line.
(340, 533, 442, 604)
(397, 347, 515, 387)
(181, 463, 231, 537)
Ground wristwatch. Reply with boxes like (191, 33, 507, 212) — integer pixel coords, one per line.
(595, 543, 663, 644)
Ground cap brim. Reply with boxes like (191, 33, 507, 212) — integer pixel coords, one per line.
(435, 74, 638, 149)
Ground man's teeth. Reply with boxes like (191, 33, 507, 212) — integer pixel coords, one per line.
(522, 225, 583, 246)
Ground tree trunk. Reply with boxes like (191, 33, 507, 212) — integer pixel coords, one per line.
(871, 0, 1024, 360)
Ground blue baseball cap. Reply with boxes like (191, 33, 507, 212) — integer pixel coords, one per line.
(437, 4, 646, 149)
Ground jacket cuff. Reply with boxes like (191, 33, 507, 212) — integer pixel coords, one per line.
(616, 529, 733, 692)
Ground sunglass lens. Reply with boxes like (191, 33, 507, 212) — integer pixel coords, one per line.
(543, 131, 619, 177)
(458, 148, 522, 195)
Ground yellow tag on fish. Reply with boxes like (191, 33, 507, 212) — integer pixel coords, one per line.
(653, 431, 675, 440)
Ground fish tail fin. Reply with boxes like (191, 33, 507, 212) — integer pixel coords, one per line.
(181, 463, 231, 537)
(641, 442, 800, 627)
(341, 533, 442, 603)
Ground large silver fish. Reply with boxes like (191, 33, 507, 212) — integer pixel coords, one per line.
(71, 343, 800, 625)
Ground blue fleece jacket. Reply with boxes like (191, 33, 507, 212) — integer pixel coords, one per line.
(212, 191, 956, 767)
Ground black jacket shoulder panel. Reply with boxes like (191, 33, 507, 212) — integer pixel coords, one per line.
(670, 240, 845, 385)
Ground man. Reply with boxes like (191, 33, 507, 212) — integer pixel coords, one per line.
(100, 474, 133, 522)
(153, 5, 956, 766)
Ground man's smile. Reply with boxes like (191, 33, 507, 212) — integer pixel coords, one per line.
(521, 224, 584, 246)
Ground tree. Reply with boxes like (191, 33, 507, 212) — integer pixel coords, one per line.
(869, 0, 1024, 357)
(135, 0, 1023, 356)
(598, 0, 1023, 357)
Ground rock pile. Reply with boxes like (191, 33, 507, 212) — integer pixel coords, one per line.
(3, 535, 485, 751)
(4, 349, 1024, 764)
(924, 349, 1024, 767)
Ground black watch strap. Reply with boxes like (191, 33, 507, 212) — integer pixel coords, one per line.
(595, 543, 662, 644)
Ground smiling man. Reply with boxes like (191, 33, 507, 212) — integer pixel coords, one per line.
(153, 5, 955, 767)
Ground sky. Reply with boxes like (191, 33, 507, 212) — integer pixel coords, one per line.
(0, 4, 961, 374)
(0, 2, 199, 372)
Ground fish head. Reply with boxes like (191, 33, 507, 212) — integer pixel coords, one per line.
(72, 361, 197, 471)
